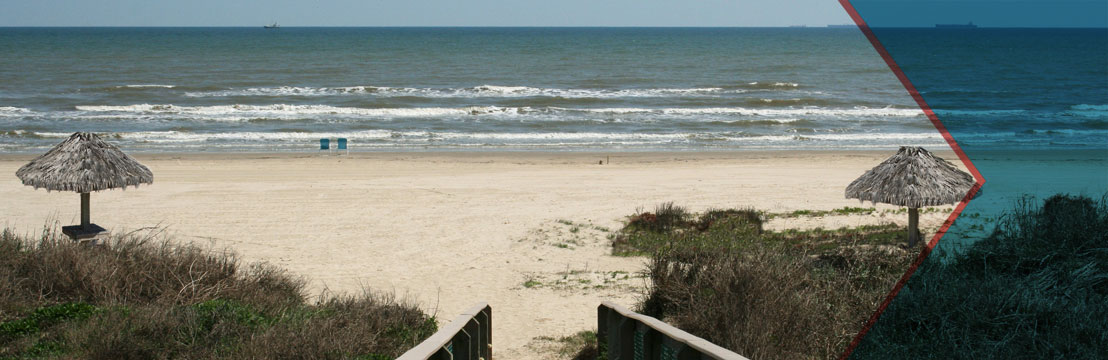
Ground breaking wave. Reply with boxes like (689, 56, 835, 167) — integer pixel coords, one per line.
(182, 85, 752, 98)
(71, 104, 924, 120)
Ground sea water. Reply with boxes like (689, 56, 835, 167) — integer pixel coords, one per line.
(0, 27, 1102, 152)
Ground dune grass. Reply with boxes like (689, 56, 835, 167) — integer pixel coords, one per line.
(0, 228, 436, 359)
(532, 330, 599, 360)
(613, 204, 905, 257)
(610, 203, 915, 359)
(852, 194, 1108, 359)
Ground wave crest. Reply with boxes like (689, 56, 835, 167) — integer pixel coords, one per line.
(70, 103, 925, 120)
(183, 85, 738, 99)
(0, 106, 33, 116)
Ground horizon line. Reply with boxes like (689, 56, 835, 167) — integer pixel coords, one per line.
(1, 25, 1105, 29)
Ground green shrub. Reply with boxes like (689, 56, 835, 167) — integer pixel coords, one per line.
(1, 302, 99, 338)
(613, 207, 766, 256)
(639, 243, 912, 360)
(612, 204, 914, 359)
(626, 202, 691, 233)
(612, 205, 900, 257)
(0, 228, 435, 359)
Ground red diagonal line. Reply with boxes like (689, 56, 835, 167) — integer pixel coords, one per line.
(836, 1, 987, 359)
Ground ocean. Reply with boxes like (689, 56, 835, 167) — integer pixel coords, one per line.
(0, 27, 1101, 152)
(849, 27, 1108, 247)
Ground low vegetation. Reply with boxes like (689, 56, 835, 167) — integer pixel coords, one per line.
(852, 194, 1108, 358)
(776, 206, 876, 218)
(613, 203, 905, 257)
(0, 228, 436, 359)
(766, 206, 954, 219)
(609, 203, 916, 359)
(532, 330, 598, 360)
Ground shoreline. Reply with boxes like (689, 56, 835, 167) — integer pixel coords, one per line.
(8, 147, 1099, 162)
(0, 148, 957, 161)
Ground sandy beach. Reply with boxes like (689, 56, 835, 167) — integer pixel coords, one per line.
(0, 150, 961, 358)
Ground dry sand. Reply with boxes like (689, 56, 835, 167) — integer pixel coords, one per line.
(0, 151, 962, 359)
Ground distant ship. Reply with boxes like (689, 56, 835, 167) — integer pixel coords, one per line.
(263, 22, 280, 29)
(935, 22, 977, 28)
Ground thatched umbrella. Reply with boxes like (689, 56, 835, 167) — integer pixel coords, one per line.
(845, 146, 975, 247)
(16, 132, 152, 241)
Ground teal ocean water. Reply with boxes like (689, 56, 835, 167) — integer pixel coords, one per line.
(0, 27, 982, 152)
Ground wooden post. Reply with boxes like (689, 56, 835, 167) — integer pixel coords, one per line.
(908, 207, 919, 247)
(80, 192, 90, 228)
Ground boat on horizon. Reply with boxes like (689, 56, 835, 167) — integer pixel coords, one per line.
(935, 22, 977, 28)
(263, 22, 280, 29)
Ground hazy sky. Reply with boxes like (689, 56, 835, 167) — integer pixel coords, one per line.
(1, 0, 1103, 27)
(1, 0, 853, 27)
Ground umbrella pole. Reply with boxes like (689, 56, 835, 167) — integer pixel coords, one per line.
(908, 207, 919, 247)
(81, 192, 90, 228)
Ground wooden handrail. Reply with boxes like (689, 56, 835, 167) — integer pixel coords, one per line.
(397, 301, 492, 360)
(598, 300, 749, 360)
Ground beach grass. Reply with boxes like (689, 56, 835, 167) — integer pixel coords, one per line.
(532, 330, 599, 360)
(613, 205, 905, 257)
(609, 204, 915, 359)
(0, 228, 436, 359)
(852, 194, 1108, 359)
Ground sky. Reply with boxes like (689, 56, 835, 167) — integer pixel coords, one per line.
(0, 0, 853, 27)
(0, 0, 1103, 27)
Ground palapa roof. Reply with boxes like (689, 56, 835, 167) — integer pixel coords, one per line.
(16, 132, 153, 193)
(845, 146, 975, 208)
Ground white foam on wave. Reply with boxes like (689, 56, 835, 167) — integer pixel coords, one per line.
(933, 109, 1028, 116)
(185, 86, 383, 97)
(796, 133, 943, 141)
(0, 106, 33, 116)
(29, 132, 76, 138)
(748, 82, 800, 88)
(117, 84, 176, 89)
(937, 107, 1108, 119)
(0, 130, 37, 137)
(570, 106, 924, 117)
(69, 104, 924, 121)
(471, 85, 533, 94)
(463, 86, 731, 98)
(106, 130, 397, 142)
(68, 130, 941, 145)
(1067, 104, 1108, 118)
(1070, 104, 1108, 111)
(12, 129, 949, 151)
(183, 85, 735, 98)
(433, 132, 690, 141)
(74, 104, 519, 119)
(74, 130, 692, 142)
